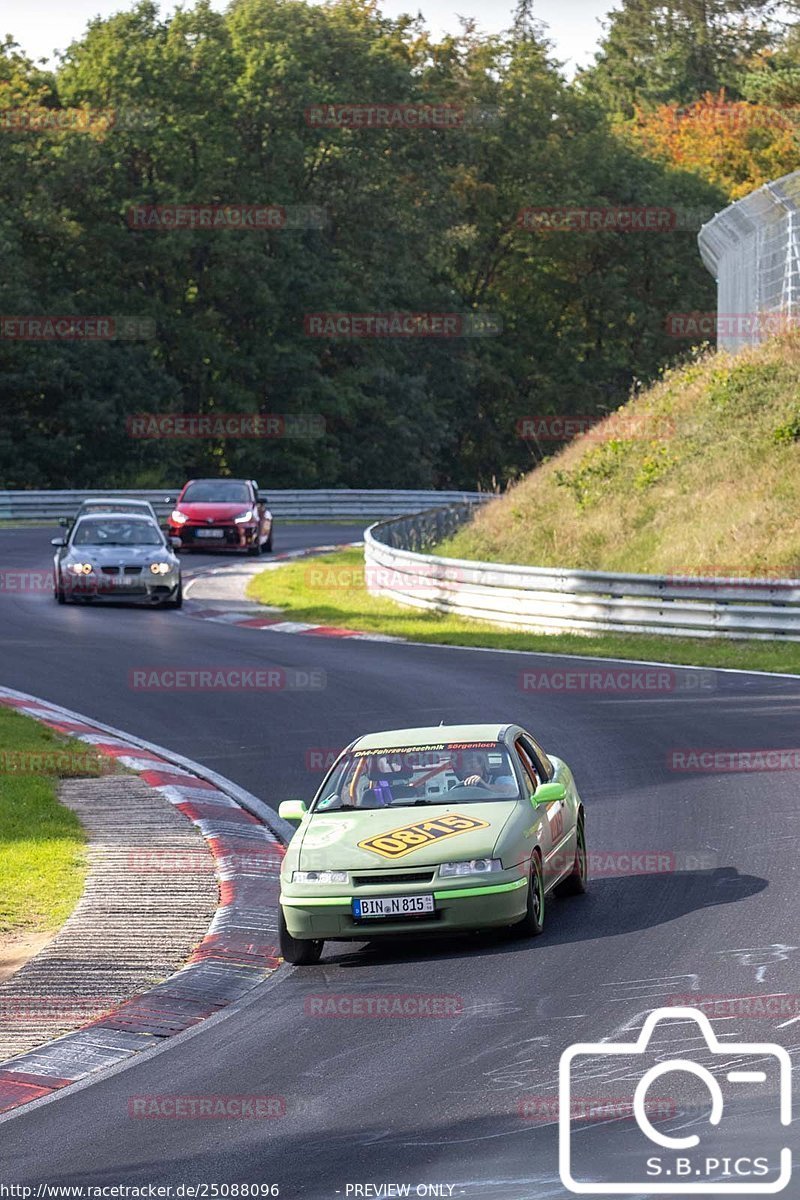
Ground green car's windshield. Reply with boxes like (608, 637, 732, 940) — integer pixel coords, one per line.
(313, 743, 521, 812)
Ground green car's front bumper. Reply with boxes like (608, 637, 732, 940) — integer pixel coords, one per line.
(280, 876, 529, 940)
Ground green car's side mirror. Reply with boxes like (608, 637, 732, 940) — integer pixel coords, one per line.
(278, 799, 308, 823)
(531, 781, 566, 807)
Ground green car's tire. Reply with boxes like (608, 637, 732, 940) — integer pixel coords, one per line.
(556, 817, 587, 897)
(279, 909, 324, 965)
(516, 852, 545, 937)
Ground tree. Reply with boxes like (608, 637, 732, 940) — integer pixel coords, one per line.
(580, 0, 780, 116)
(623, 91, 800, 198)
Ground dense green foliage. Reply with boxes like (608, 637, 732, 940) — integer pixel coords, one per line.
(0, 0, 795, 489)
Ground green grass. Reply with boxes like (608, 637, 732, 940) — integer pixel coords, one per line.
(441, 334, 800, 577)
(0, 706, 100, 934)
(247, 547, 800, 674)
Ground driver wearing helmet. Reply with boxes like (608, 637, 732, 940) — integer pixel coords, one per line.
(452, 749, 517, 792)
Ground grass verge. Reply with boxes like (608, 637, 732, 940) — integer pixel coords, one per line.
(0, 706, 108, 934)
(247, 547, 800, 675)
(441, 335, 800, 576)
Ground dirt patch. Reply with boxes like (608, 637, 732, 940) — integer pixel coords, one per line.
(0, 930, 54, 983)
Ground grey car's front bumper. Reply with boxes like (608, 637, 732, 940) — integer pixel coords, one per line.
(61, 570, 181, 603)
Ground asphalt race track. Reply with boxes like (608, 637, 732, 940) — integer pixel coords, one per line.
(1, 524, 799, 1198)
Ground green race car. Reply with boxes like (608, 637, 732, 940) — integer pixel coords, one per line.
(277, 723, 587, 965)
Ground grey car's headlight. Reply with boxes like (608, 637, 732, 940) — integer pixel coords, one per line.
(292, 870, 348, 884)
(149, 562, 171, 574)
(439, 858, 502, 877)
(68, 562, 93, 575)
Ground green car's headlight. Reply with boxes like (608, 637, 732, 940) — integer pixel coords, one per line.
(293, 870, 348, 884)
(439, 858, 502, 877)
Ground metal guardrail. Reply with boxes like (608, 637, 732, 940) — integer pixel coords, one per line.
(0, 488, 485, 522)
(364, 507, 800, 641)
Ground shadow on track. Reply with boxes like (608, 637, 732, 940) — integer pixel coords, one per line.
(311, 867, 766, 970)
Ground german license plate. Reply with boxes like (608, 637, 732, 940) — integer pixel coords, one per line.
(352, 894, 435, 919)
(196, 529, 225, 539)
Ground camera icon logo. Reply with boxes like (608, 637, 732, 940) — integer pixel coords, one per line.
(559, 1006, 792, 1194)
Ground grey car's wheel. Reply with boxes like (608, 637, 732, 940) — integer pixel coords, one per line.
(556, 817, 587, 897)
(516, 852, 545, 937)
(171, 581, 183, 609)
(55, 579, 66, 604)
(279, 909, 323, 965)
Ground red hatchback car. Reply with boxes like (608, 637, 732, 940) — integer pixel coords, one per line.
(167, 478, 273, 554)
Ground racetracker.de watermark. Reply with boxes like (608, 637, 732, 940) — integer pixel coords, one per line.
(304, 312, 501, 337)
(0, 569, 170, 597)
(666, 312, 800, 339)
(128, 668, 326, 691)
(553, 849, 718, 877)
(516, 414, 674, 443)
(304, 103, 493, 128)
(668, 994, 800, 1019)
(519, 205, 713, 232)
(668, 748, 800, 772)
(0, 106, 157, 132)
(128, 1095, 285, 1119)
(0, 995, 116, 1022)
(519, 668, 716, 693)
(0, 749, 114, 775)
(126, 413, 325, 440)
(665, 567, 796, 587)
(0, 316, 154, 341)
(519, 1095, 676, 1122)
(0, 569, 54, 593)
(304, 564, 459, 591)
(305, 747, 341, 772)
(127, 204, 327, 230)
(127, 847, 283, 872)
(517, 206, 678, 233)
(305, 994, 463, 1018)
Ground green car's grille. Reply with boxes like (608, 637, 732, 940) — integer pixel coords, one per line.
(352, 872, 435, 887)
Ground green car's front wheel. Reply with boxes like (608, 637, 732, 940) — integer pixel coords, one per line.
(556, 817, 587, 897)
(279, 909, 324, 965)
(516, 852, 545, 937)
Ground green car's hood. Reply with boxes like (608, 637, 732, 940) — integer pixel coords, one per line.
(294, 801, 518, 870)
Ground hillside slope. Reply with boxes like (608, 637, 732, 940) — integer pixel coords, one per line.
(442, 335, 800, 577)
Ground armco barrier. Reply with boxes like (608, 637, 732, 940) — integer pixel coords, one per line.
(0, 489, 485, 522)
(364, 506, 800, 641)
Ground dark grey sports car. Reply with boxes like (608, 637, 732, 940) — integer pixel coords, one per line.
(52, 514, 183, 607)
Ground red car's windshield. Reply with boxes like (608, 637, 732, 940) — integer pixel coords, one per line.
(182, 481, 250, 504)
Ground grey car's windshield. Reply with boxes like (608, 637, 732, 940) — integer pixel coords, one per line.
(79, 502, 148, 515)
(72, 519, 164, 547)
(182, 481, 250, 504)
(313, 744, 521, 812)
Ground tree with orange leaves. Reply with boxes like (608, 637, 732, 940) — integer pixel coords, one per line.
(622, 91, 800, 199)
